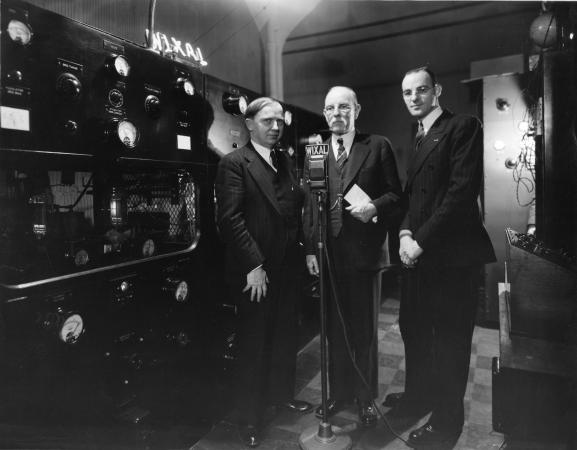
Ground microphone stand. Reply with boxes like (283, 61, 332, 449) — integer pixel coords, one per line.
(299, 190, 351, 450)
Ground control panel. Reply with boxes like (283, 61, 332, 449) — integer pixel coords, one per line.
(1, 0, 205, 165)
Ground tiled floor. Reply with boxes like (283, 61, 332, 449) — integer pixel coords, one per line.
(192, 297, 507, 450)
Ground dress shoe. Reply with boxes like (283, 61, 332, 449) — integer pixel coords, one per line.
(407, 422, 461, 448)
(357, 401, 377, 428)
(238, 424, 260, 448)
(282, 399, 313, 413)
(382, 391, 404, 408)
(314, 398, 344, 419)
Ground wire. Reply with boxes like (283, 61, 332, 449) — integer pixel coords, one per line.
(322, 245, 409, 445)
(204, 1, 272, 60)
(190, 3, 243, 43)
(55, 174, 94, 211)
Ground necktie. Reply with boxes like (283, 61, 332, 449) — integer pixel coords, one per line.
(415, 121, 425, 150)
(336, 138, 347, 170)
(270, 149, 278, 170)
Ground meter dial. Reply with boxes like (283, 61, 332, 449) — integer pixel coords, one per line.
(74, 249, 89, 267)
(175, 281, 189, 302)
(112, 55, 130, 77)
(238, 96, 248, 114)
(7, 19, 32, 45)
(59, 314, 84, 344)
(141, 238, 155, 257)
(284, 110, 293, 126)
(116, 120, 139, 148)
(223, 94, 248, 116)
(177, 78, 195, 96)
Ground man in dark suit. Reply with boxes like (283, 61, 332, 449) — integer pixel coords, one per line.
(215, 97, 311, 448)
(384, 67, 496, 447)
(303, 86, 402, 427)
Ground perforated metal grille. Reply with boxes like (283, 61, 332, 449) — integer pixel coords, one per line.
(123, 170, 199, 245)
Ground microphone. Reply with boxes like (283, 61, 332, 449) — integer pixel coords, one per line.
(305, 143, 329, 191)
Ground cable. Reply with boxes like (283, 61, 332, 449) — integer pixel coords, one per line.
(190, 3, 243, 43)
(322, 245, 410, 445)
(204, 1, 272, 60)
(54, 174, 93, 211)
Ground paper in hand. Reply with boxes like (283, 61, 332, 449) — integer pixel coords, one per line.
(344, 184, 378, 223)
(344, 184, 371, 206)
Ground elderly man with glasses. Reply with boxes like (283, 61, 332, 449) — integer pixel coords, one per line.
(302, 86, 403, 427)
(383, 67, 495, 448)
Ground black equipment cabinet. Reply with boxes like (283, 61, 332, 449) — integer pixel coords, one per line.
(492, 230, 577, 441)
(0, 0, 216, 421)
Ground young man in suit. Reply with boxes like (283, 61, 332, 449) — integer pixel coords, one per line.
(384, 67, 495, 447)
(303, 86, 403, 427)
(215, 97, 311, 448)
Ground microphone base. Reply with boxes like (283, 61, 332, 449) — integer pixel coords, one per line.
(299, 422, 352, 450)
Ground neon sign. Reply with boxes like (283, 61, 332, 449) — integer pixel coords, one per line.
(145, 30, 207, 66)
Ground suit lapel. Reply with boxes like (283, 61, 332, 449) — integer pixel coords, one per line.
(245, 144, 282, 215)
(343, 134, 370, 192)
(406, 111, 451, 188)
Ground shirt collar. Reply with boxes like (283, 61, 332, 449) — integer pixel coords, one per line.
(251, 139, 277, 171)
(332, 129, 356, 157)
(420, 107, 443, 134)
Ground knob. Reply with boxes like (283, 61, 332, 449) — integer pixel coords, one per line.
(56, 73, 82, 101)
(144, 95, 161, 118)
(63, 120, 78, 135)
(504, 157, 518, 169)
(7, 70, 23, 82)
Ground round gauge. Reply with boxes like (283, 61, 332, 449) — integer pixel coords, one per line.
(74, 249, 89, 266)
(113, 55, 130, 77)
(222, 94, 248, 116)
(238, 96, 248, 114)
(284, 110, 293, 126)
(116, 120, 139, 148)
(175, 280, 189, 302)
(59, 314, 84, 344)
(183, 79, 195, 96)
(142, 238, 155, 257)
(7, 20, 32, 45)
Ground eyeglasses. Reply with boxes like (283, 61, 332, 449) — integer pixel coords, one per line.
(323, 104, 352, 115)
(402, 85, 434, 98)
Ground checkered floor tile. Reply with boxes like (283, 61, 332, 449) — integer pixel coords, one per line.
(191, 298, 553, 449)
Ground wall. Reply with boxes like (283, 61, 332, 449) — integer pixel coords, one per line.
(25, 0, 264, 92)
(283, 1, 539, 181)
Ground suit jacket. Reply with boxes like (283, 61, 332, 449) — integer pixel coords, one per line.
(216, 142, 303, 284)
(303, 132, 403, 271)
(401, 109, 496, 268)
